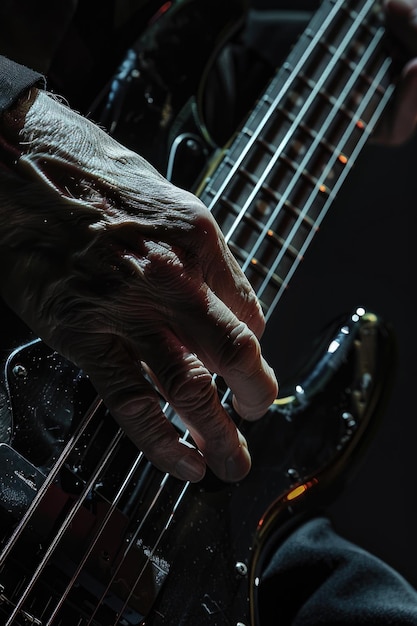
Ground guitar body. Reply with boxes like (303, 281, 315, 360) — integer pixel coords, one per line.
(0, 1, 401, 624)
(0, 309, 394, 625)
(93, 0, 248, 185)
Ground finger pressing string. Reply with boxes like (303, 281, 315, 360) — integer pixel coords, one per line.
(139, 332, 253, 482)
(73, 335, 208, 483)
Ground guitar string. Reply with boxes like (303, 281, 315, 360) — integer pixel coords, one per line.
(0, 391, 103, 565)
(5, 23, 386, 626)
(85, 479, 190, 626)
(42, 450, 151, 626)
(243, 32, 386, 295)
(262, 58, 394, 322)
(0, 2, 392, 620)
(4, 428, 127, 626)
(256, 32, 393, 320)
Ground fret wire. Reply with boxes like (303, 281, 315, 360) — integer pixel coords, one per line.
(264, 62, 395, 320)
(203, 0, 356, 213)
(254, 29, 390, 306)
(221, 196, 302, 261)
(218, 2, 383, 269)
(318, 39, 387, 92)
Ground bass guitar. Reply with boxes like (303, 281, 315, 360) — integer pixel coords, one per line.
(0, 0, 400, 623)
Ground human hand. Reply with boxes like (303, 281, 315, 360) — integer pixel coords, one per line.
(0, 88, 278, 483)
(374, 0, 417, 144)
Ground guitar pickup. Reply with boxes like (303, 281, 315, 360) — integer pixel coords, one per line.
(0, 443, 46, 524)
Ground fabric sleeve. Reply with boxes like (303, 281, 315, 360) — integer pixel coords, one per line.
(258, 516, 417, 625)
(0, 55, 45, 113)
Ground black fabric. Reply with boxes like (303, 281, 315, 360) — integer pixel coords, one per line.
(259, 517, 417, 625)
(0, 55, 44, 112)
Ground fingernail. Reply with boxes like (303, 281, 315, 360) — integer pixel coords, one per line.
(225, 433, 252, 482)
(175, 456, 206, 482)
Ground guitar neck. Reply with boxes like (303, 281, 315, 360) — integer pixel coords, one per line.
(197, 0, 395, 318)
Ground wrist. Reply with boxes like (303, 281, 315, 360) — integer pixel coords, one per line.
(1, 87, 39, 139)
(0, 87, 39, 171)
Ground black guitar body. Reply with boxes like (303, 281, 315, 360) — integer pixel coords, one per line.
(0, 308, 394, 625)
(93, 0, 309, 190)
(0, 0, 400, 623)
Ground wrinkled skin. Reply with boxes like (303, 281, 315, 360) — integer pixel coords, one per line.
(0, 0, 416, 484)
(0, 89, 278, 483)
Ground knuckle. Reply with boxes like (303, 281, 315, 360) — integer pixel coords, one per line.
(189, 202, 219, 240)
(164, 361, 217, 416)
(218, 321, 261, 374)
(103, 385, 176, 454)
(241, 290, 266, 337)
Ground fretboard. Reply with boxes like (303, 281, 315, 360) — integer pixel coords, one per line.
(197, 0, 395, 319)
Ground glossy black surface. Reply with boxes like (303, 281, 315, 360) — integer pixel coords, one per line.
(0, 309, 394, 624)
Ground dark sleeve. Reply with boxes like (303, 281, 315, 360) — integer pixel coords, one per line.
(0, 55, 45, 112)
(259, 517, 417, 625)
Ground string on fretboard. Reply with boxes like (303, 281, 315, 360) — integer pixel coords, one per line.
(198, 0, 394, 318)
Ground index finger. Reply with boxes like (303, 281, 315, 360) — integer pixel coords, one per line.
(159, 196, 267, 338)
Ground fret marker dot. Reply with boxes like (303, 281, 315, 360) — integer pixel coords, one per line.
(288, 91, 303, 107)
(356, 119, 365, 130)
(319, 184, 327, 193)
(338, 154, 348, 164)
(251, 258, 258, 265)
(256, 199, 271, 216)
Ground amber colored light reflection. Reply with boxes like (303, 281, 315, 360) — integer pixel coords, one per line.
(286, 478, 319, 501)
